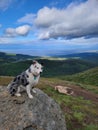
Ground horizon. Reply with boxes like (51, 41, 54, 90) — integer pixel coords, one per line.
(1, 49, 98, 57)
(0, 0, 98, 56)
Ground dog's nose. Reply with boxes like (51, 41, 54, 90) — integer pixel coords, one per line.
(40, 71, 42, 74)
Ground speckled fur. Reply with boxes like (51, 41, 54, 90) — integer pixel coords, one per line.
(7, 61, 43, 99)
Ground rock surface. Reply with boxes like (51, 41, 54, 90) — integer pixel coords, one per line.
(0, 86, 67, 130)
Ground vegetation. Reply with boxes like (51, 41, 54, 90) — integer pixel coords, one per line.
(0, 76, 13, 86)
(0, 52, 98, 130)
(0, 77, 98, 130)
(63, 67, 98, 87)
(61, 52, 98, 64)
(0, 52, 38, 64)
(0, 58, 96, 77)
(0, 60, 31, 76)
(35, 78, 98, 130)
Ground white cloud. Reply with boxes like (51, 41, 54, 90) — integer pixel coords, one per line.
(15, 25, 31, 36)
(17, 13, 36, 24)
(5, 25, 31, 37)
(5, 28, 16, 37)
(34, 0, 98, 40)
(0, 36, 13, 44)
(0, 0, 13, 11)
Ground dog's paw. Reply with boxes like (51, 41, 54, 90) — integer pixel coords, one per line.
(32, 89, 36, 94)
(29, 94, 33, 99)
(15, 93, 21, 97)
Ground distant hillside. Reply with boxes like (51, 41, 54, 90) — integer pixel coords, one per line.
(58, 52, 98, 64)
(0, 52, 38, 63)
(0, 60, 32, 76)
(0, 51, 98, 77)
(40, 59, 97, 77)
(0, 58, 96, 77)
(63, 67, 98, 86)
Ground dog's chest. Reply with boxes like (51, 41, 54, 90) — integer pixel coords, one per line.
(28, 74, 40, 86)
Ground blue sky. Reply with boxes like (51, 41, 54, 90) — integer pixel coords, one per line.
(0, 0, 98, 56)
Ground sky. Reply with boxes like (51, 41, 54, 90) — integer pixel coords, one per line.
(0, 0, 98, 56)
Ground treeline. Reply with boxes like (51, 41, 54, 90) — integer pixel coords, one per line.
(0, 59, 97, 77)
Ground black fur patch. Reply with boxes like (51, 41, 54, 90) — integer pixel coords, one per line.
(28, 68, 31, 73)
(24, 82, 29, 86)
(21, 78, 25, 84)
(8, 71, 29, 95)
(13, 77, 17, 82)
(9, 84, 18, 96)
(26, 74, 29, 78)
(17, 76, 20, 80)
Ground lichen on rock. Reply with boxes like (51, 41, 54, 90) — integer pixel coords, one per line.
(0, 86, 67, 130)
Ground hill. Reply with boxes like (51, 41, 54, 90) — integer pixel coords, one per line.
(0, 58, 96, 77)
(0, 76, 98, 130)
(0, 52, 38, 63)
(40, 58, 97, 77)
(62, 67, 98, 88)
(58, 52, 98, 64)
(0, 52, 98, 130)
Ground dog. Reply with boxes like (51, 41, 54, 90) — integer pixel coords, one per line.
(55, 85, 73, 95)
(7, 60, 43, 99)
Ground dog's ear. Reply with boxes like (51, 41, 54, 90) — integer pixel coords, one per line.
(41, 62, 44, 66)
(32, 60, 37, 64)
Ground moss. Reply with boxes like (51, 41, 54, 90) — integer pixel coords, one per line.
(0, 77, 98, 130)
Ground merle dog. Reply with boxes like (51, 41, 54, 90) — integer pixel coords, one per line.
(7, 61, 43, 99)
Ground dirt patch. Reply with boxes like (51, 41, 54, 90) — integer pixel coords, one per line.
(68, 84, 98, 103)
(41, 79, 98, 103)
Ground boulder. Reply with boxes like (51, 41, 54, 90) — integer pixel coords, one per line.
(0, 86, 67, 130)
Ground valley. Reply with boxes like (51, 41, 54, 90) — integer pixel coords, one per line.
(0, 51, 98, 130)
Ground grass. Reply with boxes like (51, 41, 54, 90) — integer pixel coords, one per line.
(37, 78, 98, 130)
(0, 76, 13, 85)
(42, 87, 98, 130)
(0, 77, 98, 130)
(6, 53, 16, 56)
(78, 83, 98, 94)
(63, 67, 98, 87)
(40, 57, 68, 60)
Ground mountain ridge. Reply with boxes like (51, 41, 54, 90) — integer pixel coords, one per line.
(63, 66, 98, 87)
(0, 51, 98, 83)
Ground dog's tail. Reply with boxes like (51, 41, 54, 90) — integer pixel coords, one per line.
(7, 82, 18, 96)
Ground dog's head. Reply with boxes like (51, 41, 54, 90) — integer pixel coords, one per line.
(30, 60, 43, 76)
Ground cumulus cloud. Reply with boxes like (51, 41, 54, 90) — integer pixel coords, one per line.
(0, 0, 13, 11)
(5, 28, 16, 37)
(5, 25, 31, 37)
(15, 25, 31, 36)
(34, 0, 98, 40)
(17, 13, 36, 24)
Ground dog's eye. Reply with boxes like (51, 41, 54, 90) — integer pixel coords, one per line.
(35, 65, 39, 69)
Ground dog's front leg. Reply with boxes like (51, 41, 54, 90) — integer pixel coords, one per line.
(32, 88, 36, 93)
(26, 85, 33, 99)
